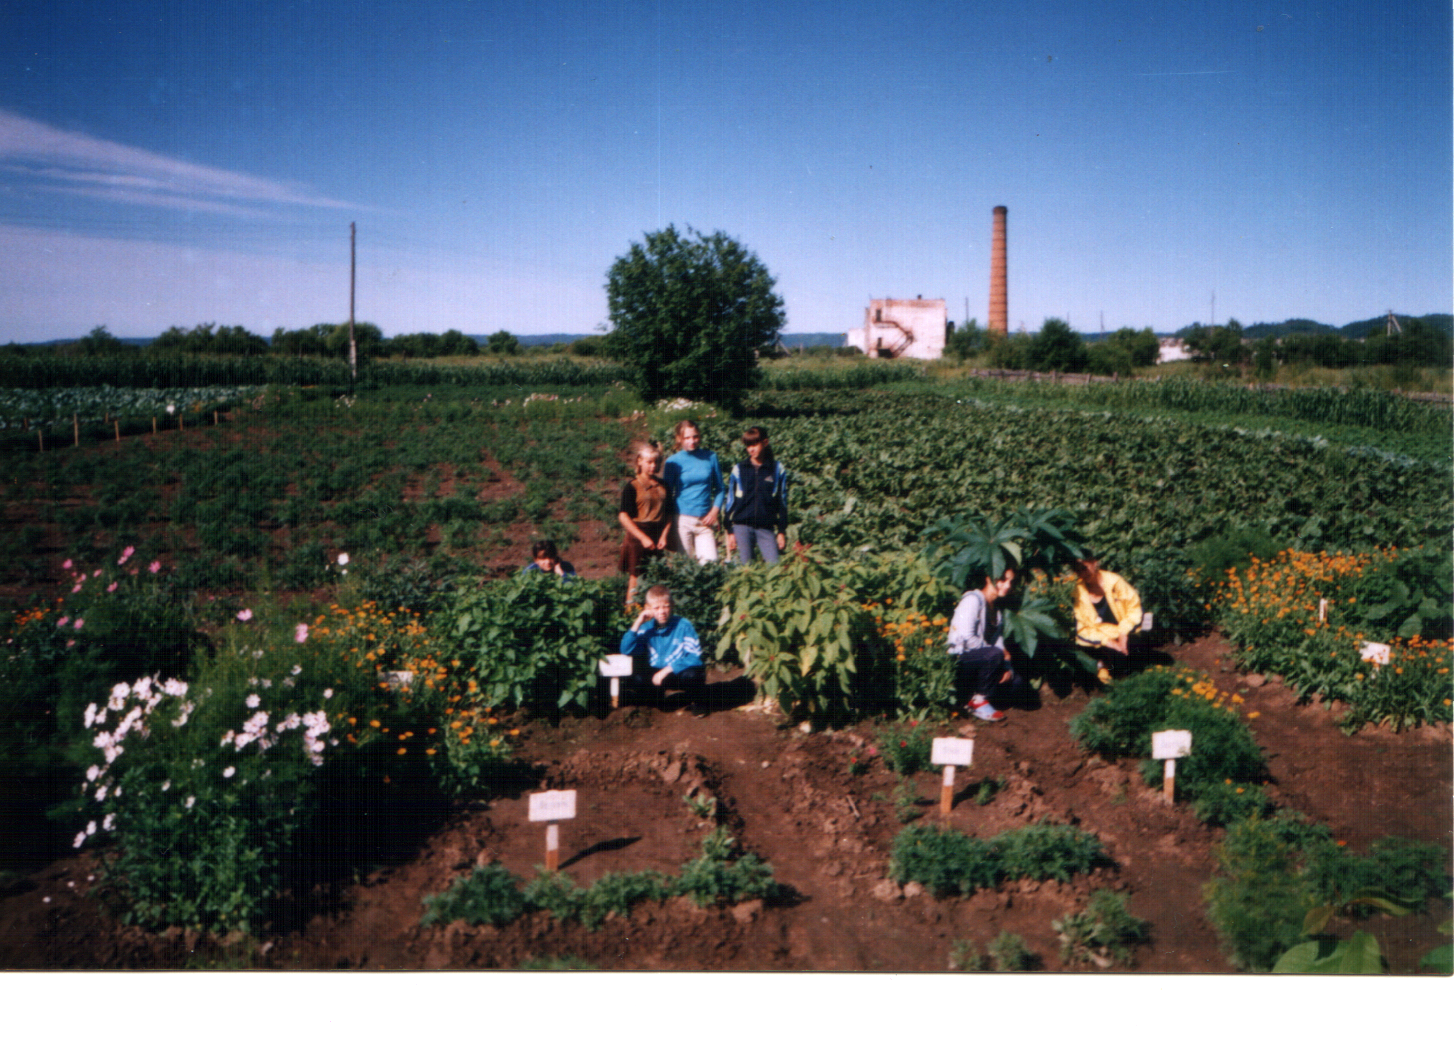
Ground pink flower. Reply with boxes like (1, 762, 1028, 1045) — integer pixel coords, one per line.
(237, 609, 253, 622)
(118, 546, 134, 565)
(294, 623, 309, 644)
(74, 619, 84, 629)
(57, 616, 69, 627)
(71, 584, 82, 594)
(62, 559, 73, 570)
(107, 582, 118, 593)
(148, 561, 161, 574)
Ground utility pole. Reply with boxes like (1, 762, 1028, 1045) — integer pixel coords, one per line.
(349, 222, 358, 392)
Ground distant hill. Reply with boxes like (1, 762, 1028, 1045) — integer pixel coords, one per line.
(1175, 314, 1452, 341)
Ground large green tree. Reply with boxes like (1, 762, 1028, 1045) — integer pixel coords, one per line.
(1028, 317, 1087, 372)
(604, 225, 785, 405)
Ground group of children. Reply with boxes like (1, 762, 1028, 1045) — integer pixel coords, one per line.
(523, 419, 1144, 717)
(617, 421, 789, 605)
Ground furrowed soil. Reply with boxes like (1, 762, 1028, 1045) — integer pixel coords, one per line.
(2, 632, 1449, 972)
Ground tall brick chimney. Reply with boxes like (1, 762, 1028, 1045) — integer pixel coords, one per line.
(989, 206, 1008, 333)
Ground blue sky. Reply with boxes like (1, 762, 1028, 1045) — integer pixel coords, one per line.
(0, 0, 1449, 342)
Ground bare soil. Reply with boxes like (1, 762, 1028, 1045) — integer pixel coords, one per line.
(2, 631, 1448, 972)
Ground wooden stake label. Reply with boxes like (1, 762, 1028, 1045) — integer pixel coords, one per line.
(529, 790, 577, 822)
(598, 654, 633, 709)
(931, 738, 974, 814)
(1152, 730, 1192, 804)
(529, 790, 577, 872)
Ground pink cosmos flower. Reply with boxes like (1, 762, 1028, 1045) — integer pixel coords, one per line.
(237, 609, 253, 622)
(107, 582, 118, 593)
(149, 561, 161, 574)
(118, 546, 134, 565)
(62, 559, 73, 570)
(74, 618, 84, 629)
(57, 616, 69, 627)
(294, 623, 309, 644)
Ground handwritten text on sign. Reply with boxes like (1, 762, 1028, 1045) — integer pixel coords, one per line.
(529, 790, 578, 823)
(1151, 730, 1192, 760)
(931, 738, 974, 767)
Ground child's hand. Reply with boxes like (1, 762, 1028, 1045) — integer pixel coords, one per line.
(652, 667, 671, 687)
(639, 534, 654, 550)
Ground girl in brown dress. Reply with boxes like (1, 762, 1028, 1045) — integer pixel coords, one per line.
(618, 441, 675, 606)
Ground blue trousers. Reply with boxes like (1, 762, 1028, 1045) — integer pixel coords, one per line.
(731, 524, 780, 565)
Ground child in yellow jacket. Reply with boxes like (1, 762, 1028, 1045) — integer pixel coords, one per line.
(1071, 556, 1142, 684)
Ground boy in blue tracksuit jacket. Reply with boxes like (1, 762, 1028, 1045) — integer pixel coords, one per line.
(723, 426, 789, 565)
(620, 584, 705, 700)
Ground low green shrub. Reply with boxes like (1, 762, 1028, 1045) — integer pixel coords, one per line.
(987, 930, 1038, 972)
(1203, 816, 1328, 972)
(1120, 547, 1213, 644)
(420, 830, 783, 930)
(443, 572, 628, 712)
(1203, 813, 1449, 972)
(1070, 667, 1267, 813)
(1054, 890, 1149, 968)
(874, 718, 937, 776)
(889, 821, 1108, 898)
(422, 863, 527, 927)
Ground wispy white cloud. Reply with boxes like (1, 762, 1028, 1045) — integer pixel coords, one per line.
(0, 109, 357, 215)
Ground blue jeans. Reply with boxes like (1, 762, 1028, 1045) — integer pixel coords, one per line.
(731, 524, 780, 565)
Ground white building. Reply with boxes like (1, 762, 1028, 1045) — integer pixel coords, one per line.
(846, 298, 947, 359)
(1157, 337, 1192, 363)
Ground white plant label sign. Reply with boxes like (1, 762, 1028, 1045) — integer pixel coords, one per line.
(1151, 730, 1192, 760)
(598, 654, 633, 677)
(931, 737, 974, 767)
(529, 790, 578, 823)
(1359, 642, 1391, 666)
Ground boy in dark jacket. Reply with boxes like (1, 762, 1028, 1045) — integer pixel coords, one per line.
(723, 426, 789, 565)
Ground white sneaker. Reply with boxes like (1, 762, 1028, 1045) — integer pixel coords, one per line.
(969, 696, 1005, 723)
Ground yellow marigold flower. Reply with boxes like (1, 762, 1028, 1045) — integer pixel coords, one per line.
(396, 747, 407, 756)
(426, 749, 436, 756)
(369, 719, 381, 728)
(1247, 711, 1260, 719)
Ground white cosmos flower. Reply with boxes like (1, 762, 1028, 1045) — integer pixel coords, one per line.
(223, 766, 235, 778)
(246, 694, 261, 709)
(185, 796, 195, 809)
